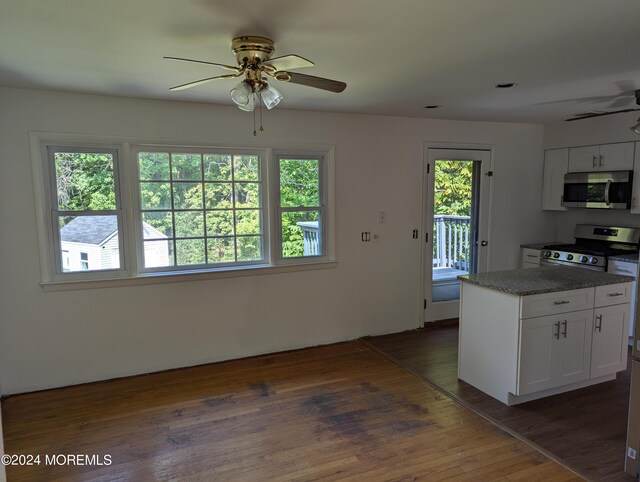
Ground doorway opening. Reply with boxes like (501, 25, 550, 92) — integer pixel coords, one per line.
(432, 159, 480, 303)
(424, 148, 491, 322)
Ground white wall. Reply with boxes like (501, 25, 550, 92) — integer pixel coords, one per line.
(543, 112, 640, 240)
(0, 86, 551, 394)
(0, 405, 5, 482)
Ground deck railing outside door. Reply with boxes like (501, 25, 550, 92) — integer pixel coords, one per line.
(433, 215, 471, 271)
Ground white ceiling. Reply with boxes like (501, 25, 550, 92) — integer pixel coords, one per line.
(2, 0, 640, 123)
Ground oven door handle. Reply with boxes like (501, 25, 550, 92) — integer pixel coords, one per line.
(604, 179, 612, 206)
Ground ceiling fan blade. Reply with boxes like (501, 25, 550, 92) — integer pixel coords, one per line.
(262, 54, 315, 71)
(169, 74, 239, 91)
(277, 71, 346, 93)
(565, 108, 640, 121)
(609, 95, 634, 109)
(163, 56, 240, 72)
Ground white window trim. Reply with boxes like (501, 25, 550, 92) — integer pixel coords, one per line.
(272, 150, 330, 264)
(37, 141, 131, 282)
(30, 132, 336, 289)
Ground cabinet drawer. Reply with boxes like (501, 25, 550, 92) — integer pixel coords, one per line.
(522, 248, 541, 263)
(608, 260, 637, 277)
(520, 288, 594, 319)
(595, 283, 633, 307)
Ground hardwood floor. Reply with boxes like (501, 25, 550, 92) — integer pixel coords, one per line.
(365, 325, 634, 482)
(2, 341, 580, 481)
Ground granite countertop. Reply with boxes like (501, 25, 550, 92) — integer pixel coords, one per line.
(458, 266, 634, 296)
(520, 242, 564, 250)
(609, 253, 639, 262)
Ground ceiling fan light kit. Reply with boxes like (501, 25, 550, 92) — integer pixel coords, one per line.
(230, 80, 253, 107)
(164, 35, 346, 135)
(260, 83, 283, 110)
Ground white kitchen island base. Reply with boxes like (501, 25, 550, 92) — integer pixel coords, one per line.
(458, 268, 632, 406)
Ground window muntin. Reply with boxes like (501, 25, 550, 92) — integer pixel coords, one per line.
(136, 149, 265, 271)
(47, 147, 125, 277)
(276, 156, 324, 259)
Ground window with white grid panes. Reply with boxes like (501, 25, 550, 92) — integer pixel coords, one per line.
(136, 149, 264, 271)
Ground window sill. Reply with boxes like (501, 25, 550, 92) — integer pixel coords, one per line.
(40, 260, 338, 292)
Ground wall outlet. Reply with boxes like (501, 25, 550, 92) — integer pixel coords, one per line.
(628, 447, 637, 460)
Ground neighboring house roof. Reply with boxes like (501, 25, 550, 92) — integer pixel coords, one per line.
(60, 215, 166, 246)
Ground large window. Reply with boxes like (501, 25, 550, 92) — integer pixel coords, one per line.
(135, 148, 264, 271)
(37, 139, 333, 285)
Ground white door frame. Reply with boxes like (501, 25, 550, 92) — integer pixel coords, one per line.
(421, 143, 494, 324)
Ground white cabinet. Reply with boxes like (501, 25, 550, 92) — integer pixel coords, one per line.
(459, 281, 632, 405)
(521, 247, 541, 268)
(518, 309, 592, 395)
(568, 142, 634, 173)
(542, 148, 568, 211)
(591, 304, 630, 378)
(607, 259, 637, 338)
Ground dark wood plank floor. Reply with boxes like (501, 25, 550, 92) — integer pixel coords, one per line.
(366, 324, 634, 482)
(2, 341, 581, 481)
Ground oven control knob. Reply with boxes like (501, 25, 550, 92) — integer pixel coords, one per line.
(567, 254, 574, 260)
(544, 250, 551, 258)
(580, 256, 589, 263)
(591, 257, 598, 264)
(553, 252, 560, 258)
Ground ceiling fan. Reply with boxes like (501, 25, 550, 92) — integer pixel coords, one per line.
(164, 35, 346, 131)
(565, 89, 640, 123)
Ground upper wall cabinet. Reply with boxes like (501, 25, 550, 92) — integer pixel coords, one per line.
(542, 148, 568, 211)
(568, 142, 635, 173)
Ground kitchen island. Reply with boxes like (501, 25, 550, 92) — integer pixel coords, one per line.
(458, 266, 634, 405)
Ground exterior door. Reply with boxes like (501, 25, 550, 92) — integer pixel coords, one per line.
(423, 148, 491, 322)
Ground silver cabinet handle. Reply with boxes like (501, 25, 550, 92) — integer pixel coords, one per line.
(554, 321, 560, 340)
(561, 320, 568, 338)
(599, 154, 604, 167)
(595, 314, 603, 332)
(608, 292, 625, 297)
(553, 300, 570, 305)
(592, 154, 597, 168)
(526, 254, 538, 258)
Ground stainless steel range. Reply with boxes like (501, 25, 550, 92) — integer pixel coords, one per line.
(541, 225, 640, 272)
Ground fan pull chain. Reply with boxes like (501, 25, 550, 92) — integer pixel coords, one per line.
(259, 92, 264, 133)
(252, 93, 257, 136)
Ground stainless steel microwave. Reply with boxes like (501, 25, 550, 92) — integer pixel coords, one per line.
(562, 171, 633, 209)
